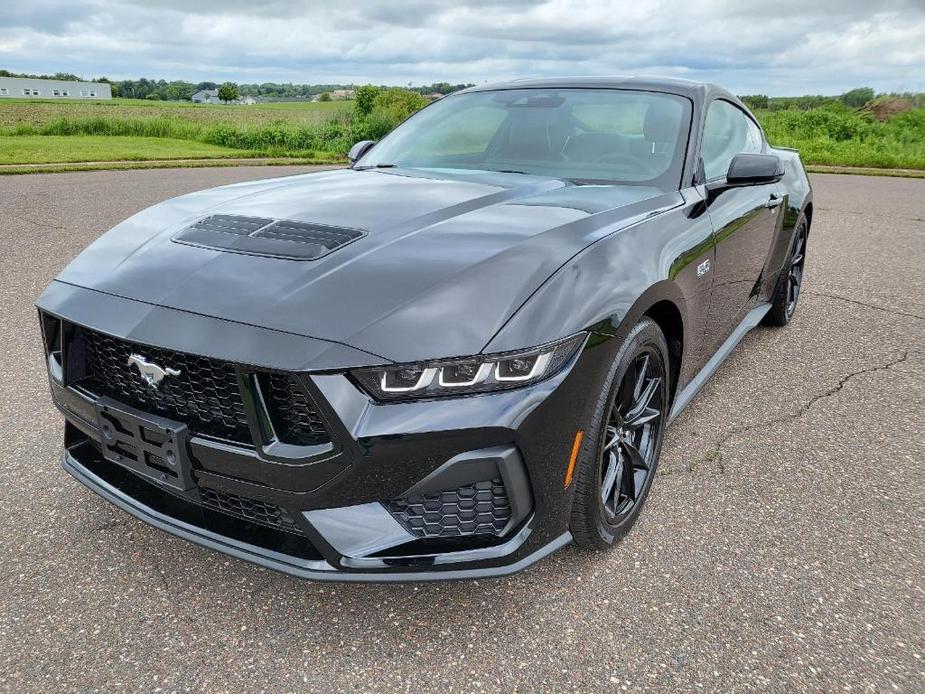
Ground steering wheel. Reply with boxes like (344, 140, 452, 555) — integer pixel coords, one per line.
(591, 150, 653, 175)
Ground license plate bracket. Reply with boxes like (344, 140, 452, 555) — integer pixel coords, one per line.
(95, 397, 194, 492)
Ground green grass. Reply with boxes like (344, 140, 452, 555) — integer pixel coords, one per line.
(0, 135, 260, 164)
(755, 105, 925, 169)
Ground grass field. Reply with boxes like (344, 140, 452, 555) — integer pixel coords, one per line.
(0, 135, 258, 164)
(758, 105, 925, 170)
(0, 97, 352, 128)
(0, 95, 923, 171)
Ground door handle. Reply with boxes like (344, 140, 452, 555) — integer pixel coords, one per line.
(765, 193, 784, 209)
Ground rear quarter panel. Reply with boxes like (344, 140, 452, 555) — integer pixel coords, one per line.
(759, 147, 813, 299)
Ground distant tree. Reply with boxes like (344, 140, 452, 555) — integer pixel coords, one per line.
(354, 84, 381, 117)
(218, 82, 239, 104)
(372, 88, 428, 120)
(740, 94, 769, 110)
(165, 80, 194, 101)
(840, 87, 875, 108)
(318, 91, 332, 102)
(145, 92, 162, 100)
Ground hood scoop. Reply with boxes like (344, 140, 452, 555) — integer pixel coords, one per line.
(172, 214, 366, 260)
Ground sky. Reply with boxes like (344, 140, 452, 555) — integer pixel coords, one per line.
(1, 0, 923, 95)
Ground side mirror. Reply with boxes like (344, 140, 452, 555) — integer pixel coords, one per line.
(348, 140, 376, 165)
(725, 153, 784, 185)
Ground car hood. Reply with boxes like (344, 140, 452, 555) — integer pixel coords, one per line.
(56, 168, 680, 363)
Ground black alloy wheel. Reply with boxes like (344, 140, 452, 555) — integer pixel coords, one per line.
(785, 221, 807, 318)
(600, 351, 664, 520)
(570, 318, 670, 549)
(765, 215, 809, 327)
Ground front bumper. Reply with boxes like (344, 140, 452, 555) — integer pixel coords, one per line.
(62, 445, 571, 582)
(39, 282, 612, 581)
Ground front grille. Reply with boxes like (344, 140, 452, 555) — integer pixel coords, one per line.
(385, 479, 512, 539)
(261, 373, 329, 446)
(79, 328, 250, 443)
(73, 327, 329, 447)
(199, 487, 303, 535)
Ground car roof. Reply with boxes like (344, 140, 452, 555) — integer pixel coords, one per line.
(460, 76, 742, 109)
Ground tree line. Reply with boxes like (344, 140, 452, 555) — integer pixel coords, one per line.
(739, 88, 924, 111)
(0, 69, 471, 102)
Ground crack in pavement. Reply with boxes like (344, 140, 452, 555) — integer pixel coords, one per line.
(688, 350, 916, 473)
(804, 291, 925, 321)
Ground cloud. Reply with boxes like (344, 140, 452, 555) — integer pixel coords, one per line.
(0, 0, 922, 94)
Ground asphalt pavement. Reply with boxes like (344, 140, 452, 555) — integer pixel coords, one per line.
(0, 167, 922, 692)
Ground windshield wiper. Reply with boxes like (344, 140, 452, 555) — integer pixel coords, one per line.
(484, 168, 531, 175)
(354, 163, 398, 170)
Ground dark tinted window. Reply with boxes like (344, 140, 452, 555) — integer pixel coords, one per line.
(701, 100, 764, 180)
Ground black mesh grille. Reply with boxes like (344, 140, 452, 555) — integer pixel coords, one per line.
(385, 479, 512, 538)
(199, 487, 303, 535)
(261, 373, 329, 446)
(74, 327, 329, 447)
(78, 328, 251, 443)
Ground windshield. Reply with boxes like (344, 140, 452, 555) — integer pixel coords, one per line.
(358, 88, 692, 189)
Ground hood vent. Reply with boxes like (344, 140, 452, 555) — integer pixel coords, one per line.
(172, 214, 366, 260)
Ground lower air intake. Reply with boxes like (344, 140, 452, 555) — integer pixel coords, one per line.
(385, 479, 512, 538)
(199, 487, 303, 535)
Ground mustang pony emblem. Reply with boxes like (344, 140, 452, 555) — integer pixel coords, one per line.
(127, 354, 181, 389)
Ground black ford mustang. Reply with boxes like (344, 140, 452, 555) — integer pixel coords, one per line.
(37, 77, 812, 581)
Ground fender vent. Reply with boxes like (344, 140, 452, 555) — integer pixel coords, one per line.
(173, 214, 365, 260)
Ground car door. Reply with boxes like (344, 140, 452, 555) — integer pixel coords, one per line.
(700, 100, 781, 352)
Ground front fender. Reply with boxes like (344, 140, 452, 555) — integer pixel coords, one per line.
(484, 194, 715, 390)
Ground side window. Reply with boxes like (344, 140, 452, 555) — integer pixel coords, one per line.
(744, 117, 764, 153)
(701, 100, 763, 180)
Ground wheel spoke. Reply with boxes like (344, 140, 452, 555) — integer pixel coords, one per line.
(601, 451, 620, 503)
(633, 353, 650, 400)
(624, 376, 662, 429)
(622, 439, 649, 473)
(619, 442, 637, 501)
(603, 425, 620, 452)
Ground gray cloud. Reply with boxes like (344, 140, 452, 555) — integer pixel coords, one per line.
(1, 0, 922, 94)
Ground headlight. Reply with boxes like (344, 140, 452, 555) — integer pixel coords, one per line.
(350, 333, 587, 401)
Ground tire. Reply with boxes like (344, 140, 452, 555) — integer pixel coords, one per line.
(764, 215, 808, 327)
(570, 318, 670, 550)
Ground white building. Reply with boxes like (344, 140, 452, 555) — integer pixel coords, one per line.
(0, 76, 112, 99)
(191, 89, 219, 104)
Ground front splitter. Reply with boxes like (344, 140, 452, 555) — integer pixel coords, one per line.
(63, 450, 572, 583)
